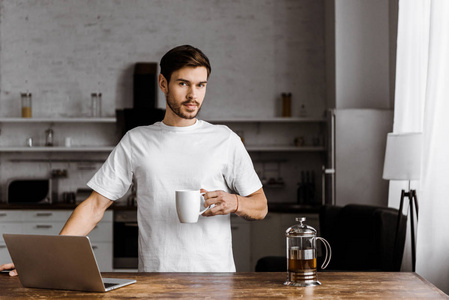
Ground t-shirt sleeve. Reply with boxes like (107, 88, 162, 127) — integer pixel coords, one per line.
(224, 131, 263, 196)
(87, 132, 134, 200)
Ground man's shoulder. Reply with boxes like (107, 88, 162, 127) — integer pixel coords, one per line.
(198, 120, 241, 144)
(199, 120, 232, 133)
(120, 123, 161, 146)
(127, 122, 161, 135)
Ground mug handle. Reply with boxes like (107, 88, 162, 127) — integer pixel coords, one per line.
(199, 193, 216, 215)
(316, 237, 332, 269)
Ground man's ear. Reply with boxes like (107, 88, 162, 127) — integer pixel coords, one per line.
(158, 74, 168, 94)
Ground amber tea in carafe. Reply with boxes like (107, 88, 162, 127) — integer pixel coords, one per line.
(288, 247, 316, 272)
(284, 217, 331, 287)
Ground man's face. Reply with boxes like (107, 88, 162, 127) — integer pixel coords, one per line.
(160, 66, 208, 120)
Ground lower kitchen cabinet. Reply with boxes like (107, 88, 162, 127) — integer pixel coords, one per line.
(2, 209, 317, 273)
(231, 215, 251, 272)
(0, 209, 113, 271)
(250, 212, 284, 271)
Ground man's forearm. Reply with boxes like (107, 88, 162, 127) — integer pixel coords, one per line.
(235, 188, 268, 221)
(60, 191, 113, 236)
(59, 202, 101, 236)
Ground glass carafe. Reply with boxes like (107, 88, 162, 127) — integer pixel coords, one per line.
(284, 217, 331, 287)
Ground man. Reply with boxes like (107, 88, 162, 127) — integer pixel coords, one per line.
(1, 45, 267, 274)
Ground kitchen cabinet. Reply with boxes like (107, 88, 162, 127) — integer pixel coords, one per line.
(250, 212, 283, 270)
(231, 215, 251, 272)
(0, 209, 113, 271)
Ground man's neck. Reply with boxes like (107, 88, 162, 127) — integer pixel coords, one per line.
(162, 116, 197, 127)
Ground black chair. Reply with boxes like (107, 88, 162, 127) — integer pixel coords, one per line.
(255, 256, 285, 272)
(319, 204, 406, 271)
(255, 204, 407, 272)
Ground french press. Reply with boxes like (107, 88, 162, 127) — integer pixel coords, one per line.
(284, 217, 331, 287)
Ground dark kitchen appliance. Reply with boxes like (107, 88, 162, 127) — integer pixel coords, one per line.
(116, 62, 165, 136)
(134, 62, 158, 109)
(7, 179, 51, 204)
(113, 210, 138, 269)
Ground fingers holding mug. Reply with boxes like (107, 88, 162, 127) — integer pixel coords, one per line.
(200, 189, 215, 216)
(201, 190, 237, 216)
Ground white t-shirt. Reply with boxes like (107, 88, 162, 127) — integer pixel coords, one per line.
(87, 120, 262, 272)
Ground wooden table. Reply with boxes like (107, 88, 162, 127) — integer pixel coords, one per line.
(1, 272, 447, 299)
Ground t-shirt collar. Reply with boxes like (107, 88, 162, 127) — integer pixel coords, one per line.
(159, 119, 202, 132)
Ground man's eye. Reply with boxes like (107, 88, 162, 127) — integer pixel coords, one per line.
(179, 82, 187, 86)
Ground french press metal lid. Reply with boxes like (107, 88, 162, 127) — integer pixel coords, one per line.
(285, 217, 316, 236)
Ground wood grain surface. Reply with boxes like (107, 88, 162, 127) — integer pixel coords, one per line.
(0, 272, 447, 299)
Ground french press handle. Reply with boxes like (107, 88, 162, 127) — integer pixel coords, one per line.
(316, 237, 332, 269)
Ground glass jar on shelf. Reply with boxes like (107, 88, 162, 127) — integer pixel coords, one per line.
(21, 92, 32, 118)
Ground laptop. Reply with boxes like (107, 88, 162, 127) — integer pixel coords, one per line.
(3, 234, 136, 292)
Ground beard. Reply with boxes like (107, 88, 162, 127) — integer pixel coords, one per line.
(165, 91, 202, 120)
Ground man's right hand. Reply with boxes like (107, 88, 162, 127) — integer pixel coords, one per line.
(0, 263, 17, 276)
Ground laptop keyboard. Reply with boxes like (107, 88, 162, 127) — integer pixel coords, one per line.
(104, 283, 119, 289)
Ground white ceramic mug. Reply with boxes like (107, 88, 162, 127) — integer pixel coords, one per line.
(176, 190, 213, 223)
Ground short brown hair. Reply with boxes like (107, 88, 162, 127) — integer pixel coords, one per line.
(160, 45, 211, 83)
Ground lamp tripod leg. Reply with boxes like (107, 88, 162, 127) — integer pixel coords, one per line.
(409, 191, 417, 272)
(393, 190, 406, 270)
(413, 190, 419, 218)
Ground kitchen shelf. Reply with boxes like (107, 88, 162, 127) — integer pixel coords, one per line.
(263, 184, 286, 189)
(0, 146, 114, 152)
(245, 146, 326, 152)
(0, 117, 116, 123)
(0, 146, 323, 153)
(205, 117, 326, 123)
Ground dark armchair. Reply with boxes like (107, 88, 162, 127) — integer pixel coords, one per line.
(255, 204, 406, 272)
(319, 204, 406, 271)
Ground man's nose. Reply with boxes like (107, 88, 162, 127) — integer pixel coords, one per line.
(187, 87, 198, 99)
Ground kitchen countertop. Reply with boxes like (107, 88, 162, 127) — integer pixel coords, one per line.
(0, 203, 80, 210)
(0, 272, 447, 299)
(0, 203, 321, 213)
(0, 203, 132, 210)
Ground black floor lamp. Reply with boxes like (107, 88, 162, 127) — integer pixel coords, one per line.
(383, 132, 422, 272)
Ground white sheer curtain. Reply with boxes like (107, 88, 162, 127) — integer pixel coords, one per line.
(392, 0, 449, 293)
(389, 0, 429, 272)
